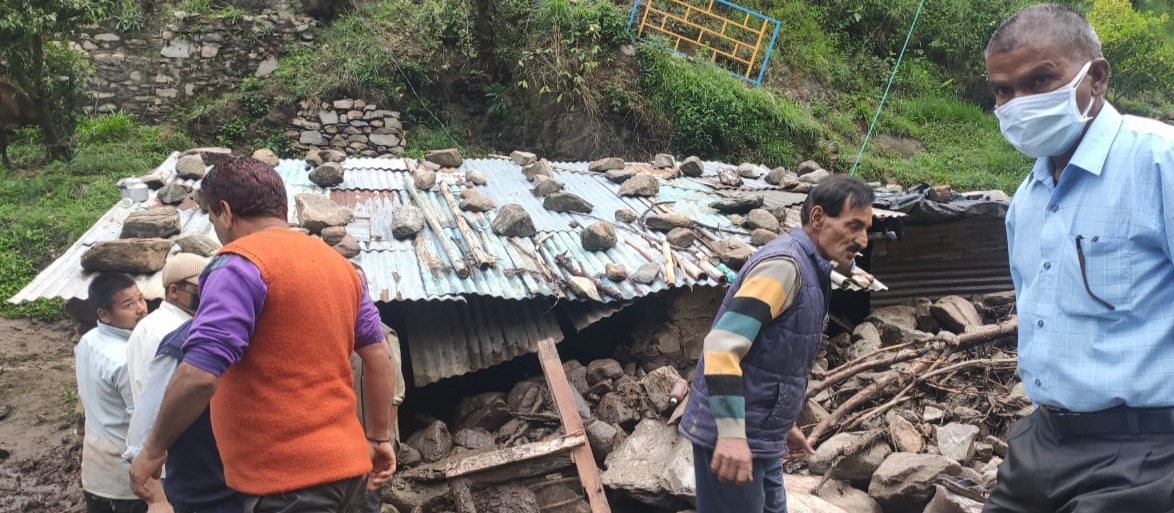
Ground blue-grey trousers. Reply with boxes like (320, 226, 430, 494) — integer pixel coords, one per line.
(693, 443, 787, 513)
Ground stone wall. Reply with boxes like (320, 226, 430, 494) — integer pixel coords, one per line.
(289, 98, 406, 157)
(74, 10, 316, 121)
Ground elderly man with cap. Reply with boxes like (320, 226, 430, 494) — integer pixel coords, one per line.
(126, 253, 207, 401)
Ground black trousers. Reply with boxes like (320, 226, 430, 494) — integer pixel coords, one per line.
(242, 475, 368, 513)
(83, 492, 147, 513)
(984, 409, 1174, 513)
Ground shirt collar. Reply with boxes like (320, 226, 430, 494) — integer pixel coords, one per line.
(1030, 102, 1124, 184)
(158, 300, 193, 320)
(96, 321, 134, 340)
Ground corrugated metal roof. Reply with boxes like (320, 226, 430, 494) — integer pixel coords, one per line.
(401, 297, 563, 386)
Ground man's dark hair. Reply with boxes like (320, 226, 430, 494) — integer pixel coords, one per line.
(986, 4, 1102, 61)
(199, 157, 288, 220)
(89, 273, 137, 313)
(800, 175, 875, 225)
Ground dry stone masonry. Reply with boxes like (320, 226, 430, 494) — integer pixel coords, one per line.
(290, 98, 405, 157)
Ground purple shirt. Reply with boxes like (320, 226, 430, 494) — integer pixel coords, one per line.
(184, 254, 383, 377)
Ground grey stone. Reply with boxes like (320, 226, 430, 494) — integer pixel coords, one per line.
(932, 296, 984, 333)
(369, 133, 399, 147)
(810, 432, 892, 482)
(886, 412, 925, 453)
(506, 381, 546, 414)
(316, 109, 339, 125)
(640, 366, 683, 413)
(868, 453, 962, 513)
(157, 183, 191, 205)
(175, 233, 220, 256)
(81, 238, 172, 273)
(645, 213, 692, 231)
(413, 168, 437, 190)
(383, 475, 447, 513)
(923, 406, 946, 423)
(323, 149, 347, 163)
(619, 173, 660, 197)
(738, 162, 763, 178)
(329, 134, 346, 147)
(406, 420, 453, 463)
(425, 148, 463, 168)
(916, 297, 941, 333)
(588, 359, 624, 384)
(321, 226, 349, 246)
(565, 362, 590, 396)
(522, 159, 554, 181)
(596, 393, 640, 429)
(160, 40, 194, 58)
(615, 209, 638, 223)
(176, 154, 206, 179)
(299, 130, 328, 146)
(715, 239, 755, 270)
(747, 208, 781, 232)
(799, 169, 831, 184)
(588, 157, 625, 173)
(307, 162, 344, 188)
(295, 193, 352, 234)
(924, 485, 984, 513)
(606, 263, 628, 282)
(456, 393, 511, 432)
(785, 475, 880, 513)
(765, 167, 790, 185)
(466, 170, 487, 186)
(585, 420, 622, 459)
(868, 305, 920, 340)
(797, 160, 822, 175)
(665, 227, 695, 248)
(531, 176, 564, 197)
(543, 193, 593, 213)
(492, 204, 537, 237)
(254, 57, 278, 77)
(680, 156, 704, 177)
(653, 153, 675, 168)
(333, 99, 354, 110)
(605, 168, 638, 184)
(601, 419, 690, 506)
(95, 33, 121, 42)
(200, 44, 218, 58)
(392, 205, 425, 240)
(631, 263, 661, 284)
(459, 189, 497, 212)
(251, 149, 279, 166)
(581, 222, 617, 251)
(510, 150, 537, 166)
(121, 207, 181, 239)
(718, 167, 744, 187)
(709, 196, 764, 214)
(936, 423, 980, 463)
(453, 428, 495, 450)
(750, 229, 778, 246)
(333, 234, 360, 259)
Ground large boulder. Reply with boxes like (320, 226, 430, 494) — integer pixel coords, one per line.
(295, 193, 352, 234)
(932, 296, 984, 333)
(492, 204, 537, 237)
(175, 154, 206, 179)
(581, 222, 618, 251)
(868, 453, 962, 512)
(424, 148, 463, 168)
(120, 207, 181, 239)
(392, 205, 425, 239)
(81, 238, 172, 273)
(645, 214, 692, 232)
(543, 193, 594, 213)
(601, 419, 692, 506)
(785, 474, 882, 513)
(589, 157, 625, 173)
(809, 432, 892, 482)
(309, 162, 345, 188)
(680, 156, 705, 177)
(709, 196, 764, 214)
(619, 173, 660, 197)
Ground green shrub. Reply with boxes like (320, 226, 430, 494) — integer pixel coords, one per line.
(1088, 0, 1174, 104)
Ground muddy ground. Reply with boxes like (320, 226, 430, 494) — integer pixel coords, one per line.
(0, 317, 85, 513)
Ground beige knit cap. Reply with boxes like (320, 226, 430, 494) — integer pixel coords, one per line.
(162, 253, 210, 287)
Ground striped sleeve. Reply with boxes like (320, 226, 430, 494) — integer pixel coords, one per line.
(703, 257, 800, 439)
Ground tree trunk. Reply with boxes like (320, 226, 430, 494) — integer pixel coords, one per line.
(24, 38, 67, 161)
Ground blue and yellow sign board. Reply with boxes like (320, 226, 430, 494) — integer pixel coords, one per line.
(627, 0, 781, 86)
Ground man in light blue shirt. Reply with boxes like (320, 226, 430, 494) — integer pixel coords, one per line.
(984, 4, 1174, 513)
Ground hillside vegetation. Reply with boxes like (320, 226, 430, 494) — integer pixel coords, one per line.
(1, 0, 1172, 319)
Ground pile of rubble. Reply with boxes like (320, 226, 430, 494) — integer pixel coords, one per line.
(384, 291, 1022, 513)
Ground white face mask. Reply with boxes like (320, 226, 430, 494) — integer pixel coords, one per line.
(995, 61, 1094, 158)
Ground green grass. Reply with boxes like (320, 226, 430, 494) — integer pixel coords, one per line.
(0, 117, 193, 320)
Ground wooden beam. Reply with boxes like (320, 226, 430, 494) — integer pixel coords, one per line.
(537, 338, 612, 513)
(437, 182, 497, 270)
(401, 433, 586, 482)
(403, 159, 470, 278)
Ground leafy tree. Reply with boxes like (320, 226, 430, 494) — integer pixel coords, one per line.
(0, 0, 117, 160)
(1088, 0, 1174, 103)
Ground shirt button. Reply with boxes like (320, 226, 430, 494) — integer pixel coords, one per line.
(1050, 205, 1059, 213)
(1037, 319, 1045, 328)
(1035, 379, 1042, 386)
(1043, 262, 1052, 270)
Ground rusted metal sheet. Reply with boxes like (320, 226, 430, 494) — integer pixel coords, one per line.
(869, 217, 1012, 307)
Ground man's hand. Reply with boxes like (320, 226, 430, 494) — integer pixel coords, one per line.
(711, 437, 753, 484)
(367, 440, 396, 491)
(785, 426, 815, 459)
(130, 447, 167, 502)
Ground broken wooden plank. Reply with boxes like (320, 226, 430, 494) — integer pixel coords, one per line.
(402, 433, 588, 482)
(537, 338, 612, 513)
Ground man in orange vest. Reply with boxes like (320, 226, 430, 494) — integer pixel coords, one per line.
(130, 157, 397, 511)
